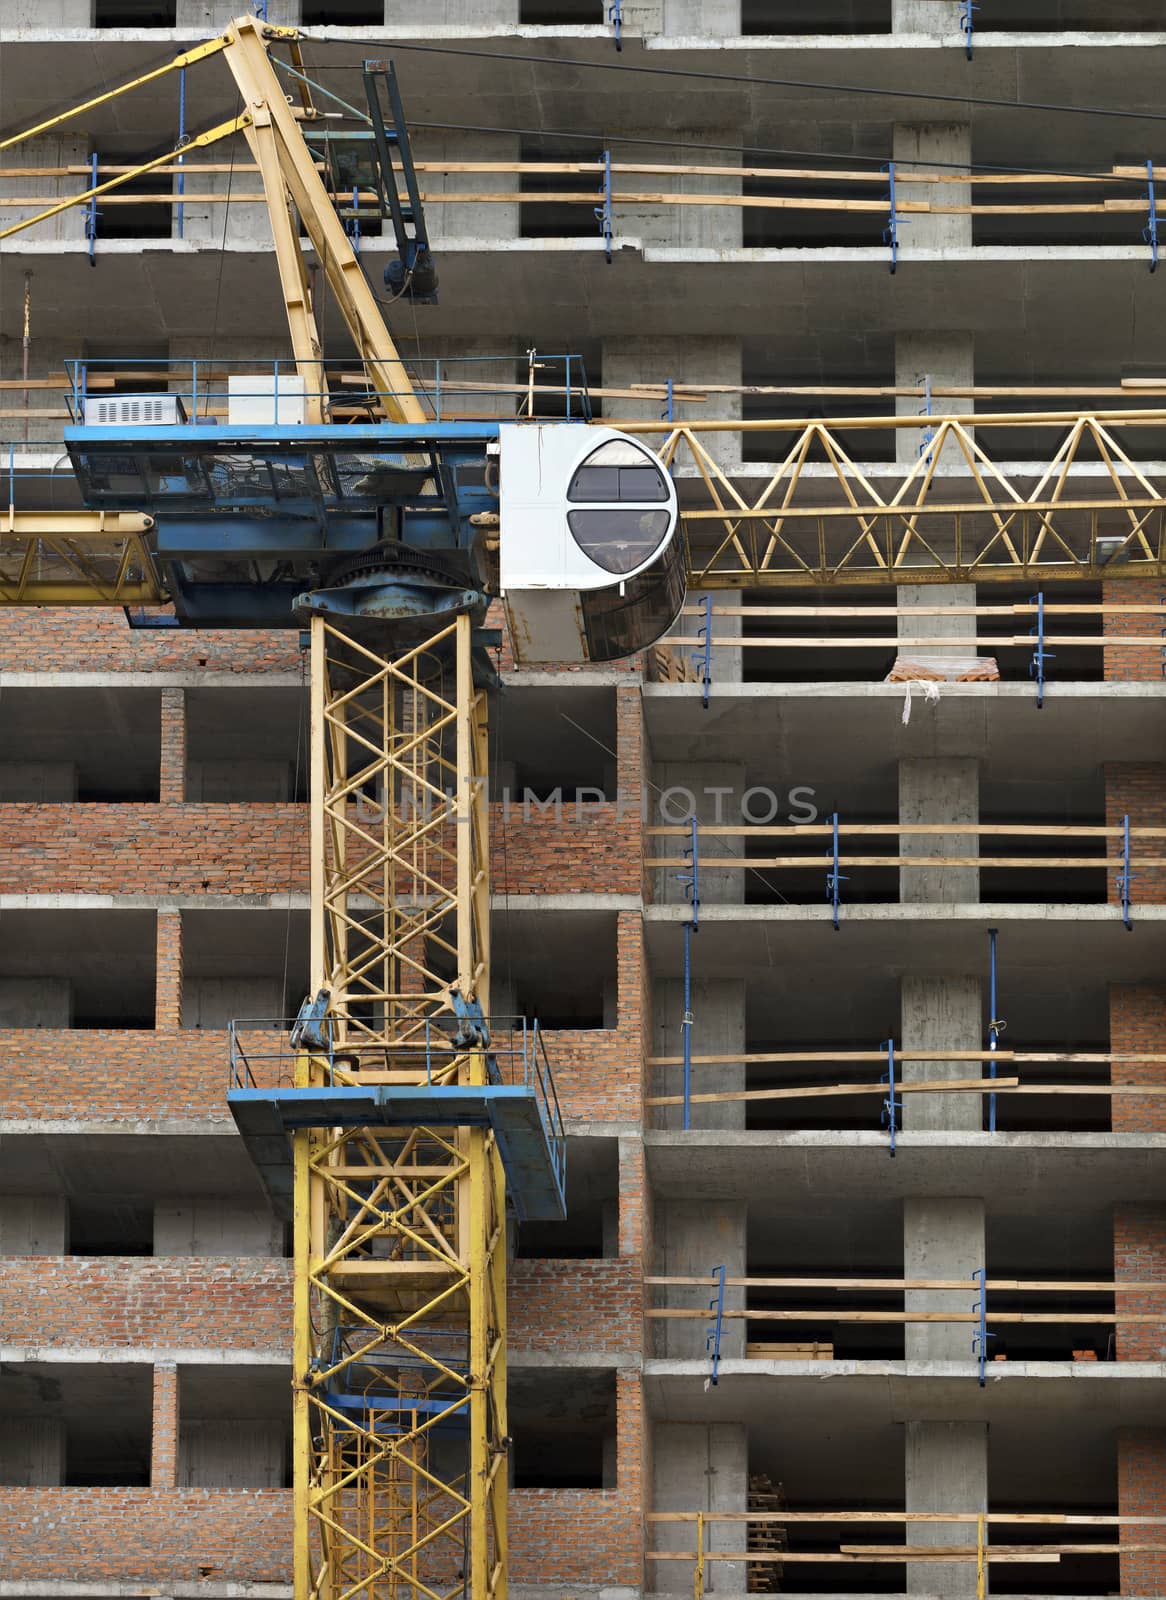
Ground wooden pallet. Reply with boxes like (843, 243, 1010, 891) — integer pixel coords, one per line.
(747, 1473, 789, 1594)
(648, 643, 700, 684)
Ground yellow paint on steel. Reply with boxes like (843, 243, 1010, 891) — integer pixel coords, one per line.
(220, 18, 425, 425)
(0, 33, 233, 153)
(294, 616, 501, 1599)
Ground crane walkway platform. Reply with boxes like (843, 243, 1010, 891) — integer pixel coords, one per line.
(228, 1082, 567, 1224)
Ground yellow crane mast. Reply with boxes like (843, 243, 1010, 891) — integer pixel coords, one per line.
(3, 18, 1166, 1600)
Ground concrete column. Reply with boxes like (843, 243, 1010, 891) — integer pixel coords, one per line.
(151, 1364, 179, 1490)
(623, 0, 739, 32)
(156, 911, 183, 1032)
(160, 688, 185, 803)
(655, 1200, 746, 1360)
(899, 754, 979, 903)
(903, 1196, 985, 1361)
(0, 1196, 68, 1254)
(652, 1423, 748, 1594)
(654, 979, 745, 1132)
(176, 163, 271, 249)
(896, 331, 974, 469)
(154, 1200, 284, 1256)
(905, 1421, 988, 1597)
(421, 336, 519, 421)
(617, 136, 742, 252)
(901, 976, 982, 1133)
(0, 137, 88, 241)
(177, 0, 297, 22)
(602, 333, 744, 510)
(387, 0, 518, 22)
(415, 130, 520, 239)
(892, 0, 961, 38)
(0, 339, 79, 451)
(893, 123, 971, 249)
(1, 0, 90, 22)
(0, 1420, 65, 1485)
(653, 762, 745, 901)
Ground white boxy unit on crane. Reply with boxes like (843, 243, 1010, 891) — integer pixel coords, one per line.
(499, 423, 684, 665)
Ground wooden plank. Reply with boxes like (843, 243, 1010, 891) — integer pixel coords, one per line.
(646, 1308, 1165, 1324)
(646, 1077, 1020, 1108)
(648, 855, 1144, 869)
(652, 1276, 1166, 1293)
(649, 1511, 1166, 1524)
(648, 1049, 1166, 1066)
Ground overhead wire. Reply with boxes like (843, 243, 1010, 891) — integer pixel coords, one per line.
(279, 49, 1159, 187)
(314, 35, 1166, 129)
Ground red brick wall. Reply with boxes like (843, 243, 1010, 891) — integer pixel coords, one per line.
(2, 1030, 233, 1122)
(0, 801, 627, 897)
(156, 909, 183, 1031)
(1103, 579, 1166, 681)
(511, 1370, 644, 1587)
(160, 688, 186, 803)
(1110, 985, 1166, 1134)
(490, 800, 640, 895)
(1119, 1430, 1166, 1595)
(152, 1364, 178, 1489)
(0, 804, 305, 895)
(0, 1258, 291, 1349)
(547, 911, 646, 1121)
(1106, 765, 1166, 906)
(0, 610, 301, 674)
(0, 1488, 291, 1583)
(1114, 1207, 1166, 1361)
(509, 1258, 641, 1354)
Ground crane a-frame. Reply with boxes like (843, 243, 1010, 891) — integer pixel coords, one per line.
(5, 15, 1166, 1600)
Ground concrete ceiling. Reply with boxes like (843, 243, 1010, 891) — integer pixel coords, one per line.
(4, 241, 1163, 347)
(0, 1130, 267, 1199)
(647, 1131, 1166, 1210)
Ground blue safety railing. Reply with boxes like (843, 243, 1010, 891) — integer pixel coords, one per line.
(881, 1037, 902, 1158)
(971, 1267, 995, 1385)
(826, 812, 847, 931)
(706, 1265, 726, 1387)
(1029, 589, 1054, 708)
(62, 354, 593, 428)
(678, 816, 701, 1132)
(692, 594, 713, 709)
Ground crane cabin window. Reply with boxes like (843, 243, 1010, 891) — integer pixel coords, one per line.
(566, 438, 673, 575)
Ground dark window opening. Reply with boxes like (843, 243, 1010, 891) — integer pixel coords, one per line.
(68, 1199, 154, 1257)
(520, 1, 604, 18)
(179, 1367, 292, 1488)
(516, 1138, 617, 1258)
(302, 0, 384, 20)
(494, 911, 618, 1031)
(94, 0, 177, 23)
(494, 686, 617, 802)
(520, 143, 604, 239)
(510, 1369, 615, 1488)
(742, 0, 892, 30)
(92, 163, 171, 237)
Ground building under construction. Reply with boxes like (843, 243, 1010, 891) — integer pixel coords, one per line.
(3, 2, 1166, 1599)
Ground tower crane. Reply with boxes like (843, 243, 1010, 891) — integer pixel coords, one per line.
(4, 17, 1166, 1600)
(0, 16, 682, 1600)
